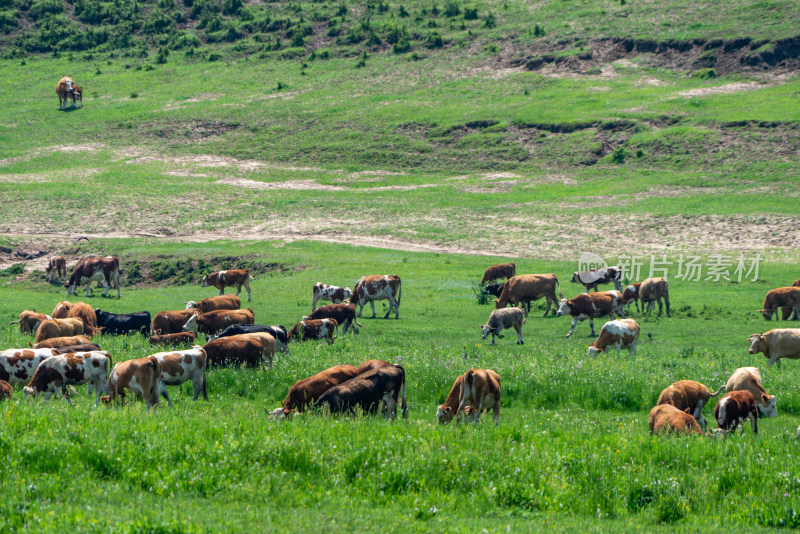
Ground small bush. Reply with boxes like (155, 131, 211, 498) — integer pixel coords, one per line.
(471, 282, 490, 305)
(155, 47, 169, 63)
(533, 23, 545, 36)
(0, 263, 24, 277)
(443, 0, 459, 17)
(463, 6, 477, 20)
(611, 146, 627, 163)
(392, 38, 410, 53)
(483, 12, 495, 28)
(130, 92, 138, 98)
(425, 31, 443, 48)
(691, 68, 717, 79)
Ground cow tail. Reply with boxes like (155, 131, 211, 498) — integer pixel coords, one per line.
(400, 366, 408, 419)
(354, 317, 365, 328)
(396, 279, 402, 305)
(9, 320, 20, 325)
(149, 356, 160, 407)
(555, 275, 563, 299)
(710, 385, 726, 398)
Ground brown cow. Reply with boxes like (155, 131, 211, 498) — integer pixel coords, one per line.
(70, 83, 83, 107)
(349, 275, 402, 319)
(587, 319, 640, 357)
(287, 318, 338, 345)
(203, 335, 269, 368)
(24, 350, 111, 404)
(200, 269, 253, 301)
(0, 348, 58, 385)
(304, 303, 364, 335)
(0, 380, 11, 400)
(234, 332, 276, 368)
(356, 359, 392, 375)
(638, 277, 671, 318)
(56, 77, 76, 109)
(183, 308, 255, 336)
(149, 331, 197, 346)
(621, 283, 642, 313)
(313, 364, 408, 420)
(714, 390, 758, 435)
(66, 302, 100, 336)
(656, 380, 726, 432)
(760, 286, 800, 321)
(480, 263, 516, 286)
(271, 364, 361, 419)
(185, 295, 241, 314)
(152, 346, 207, 406)
(455, 369, 501, 425)
(436, 373, 465, 424)
(34, 335, 92, 349)
(648, 404, 704, 435)
(726, 367, 777, 417)
(556, 290, 624, 338)
(151, 308, 201, 335)
(35, 318, 85, 344)
(494, 274, 562, 316)
(101, 356, 161, 411)
(64, 256, 121, 298)
(9, 310, 51, 334)
(780, 279, 800, 320)
(52, 301, 74, 319)
(45, 256, 67, 283)
(53, 343, 102, 354)
(312, 283, 352, 312)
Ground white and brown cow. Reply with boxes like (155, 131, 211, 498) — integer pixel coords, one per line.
(0, 348, 58, 385)
(748, 328, 800, 367)
(349, 275, 402, 319)
(481, 307, 526, 345)
(151, 308, 202, 335)
(9, 310, 51, 334)
(304, 303, 364, 335)
(200, 269, 253, 301)
(621, 283, 642, 313)
(65, 256, 121, 299)
(101, 355, 161, 411)
(480, 263, 516, 286)
(151, 346, 208, 406)
(760, 286, 800, 321)
(556, 290, 624, 338)
(185, 295, 241, 314)
(494, 274, 561, 316)
(726, 366, 777, 417)
(45, 256, 67, 283)
(648, 404, 704, 435)
(455, 368, 501, 425)
(182, 308, 255, 336)
(714, 390, 758, 435)
(587, 318, 640, 357)
(656, 380, 726, 432)
(312, 282, 352, 312)
(287, 318, 338, 344)
(570, 266, 623, 293)
(271, 364, 361, 419)
(35, 317, 85, 344)
(24, 350, 111, 404)
(436, 373, 465, 424)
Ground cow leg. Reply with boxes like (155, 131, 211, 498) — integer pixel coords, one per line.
(589, 318, 596, 337)
(160, 382, 174, 407)
(102, 275, 111, 298)
(749, 412, 758, 434)
(629, 341, 637, 358)
(566, 318, 577, 338)
(385, 296, 398, 319)
(370, 300, 377, 318)
(244, 280, 252, 301)
(219, 287, 225, 296)
(516, 324, 523, 345)
(693, 402, 707, 432)
(543, 297, 552, 317)
(655, 298, 663, 318)
(356, 302, 364, 317)
(312, 295, 319, 312)
(492, 403, 500, 426)
(84, 281, 91, 297)
(792, 306, 800, 321)
(490, 331, 496, 344)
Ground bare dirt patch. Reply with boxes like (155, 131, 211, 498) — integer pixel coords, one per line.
(216, 177, 347, 191)
(674, 82, 766, 98)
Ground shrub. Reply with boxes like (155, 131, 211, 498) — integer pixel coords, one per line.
(425, 31, 443, 48)
(155, 46, 169, 63)
(471, 282, 490, 305)
(0, 263, 24, 277)
(611, 146, 627, 163)
(398, 5, 408, 17)
(222, 0, 240, 15)
(392, 38, 410, 53)
(483, 12, 495, 28)
(443, 0, 459, 17)
(29, 0, 63, 19)
(463, 6, 477, 20)
(533, 23, 545, 36)
(691, 68, 717, 79)
(0, 10, 17, 33)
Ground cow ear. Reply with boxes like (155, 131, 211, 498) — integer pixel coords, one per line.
(444, 407, 451, 414)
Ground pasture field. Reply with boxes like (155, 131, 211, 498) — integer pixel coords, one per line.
(1, 239, 800, 532)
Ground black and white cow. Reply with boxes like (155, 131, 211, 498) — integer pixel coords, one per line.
(312, 283, 352, 312)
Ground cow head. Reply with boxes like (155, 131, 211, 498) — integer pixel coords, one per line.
(185, 301, 198, 310)
(342, 287, 353, 300)
(757, 394, 778, 417)
(480, 324, 495, 340)
(436, 405, 453, 424)
(182, 314, 199, 334)
(23, 386, 36, 397)
(748, 334, 766, 354)
(587, 345, 602, 356)
(555, 299, 571, 317)
(101, 395, 112, 405)
(64, 282, 77, 295)
(759, 309, 773, 320)
(199, 276, 209, 288)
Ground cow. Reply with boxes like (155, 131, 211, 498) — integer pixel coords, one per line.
(200, 269, 253, 301)
(304, 303, 364, 335)
(637, 277, 671, 318)
(203, 335, 270, 368)
(94, 309, 151, 336)
(0, 348, 58, 385)
(494, 274, 561, 316)
(570, 266, 623, 293)
(349, 275, 402, 319)
(23, 350, 111, 404)
(760, 286, 800, 321)
(35, 318, 85, 344)
(208, 324, 288, 353)
(356, 359, 392, 375)
(480, 263, 516, 286)
(183, 308, 255, 336)
(714, 391, 758, 435)
(556, 290, 624, 338)
(185, 295, 241, 314)
(748, 329, 800, 367)
(587, 318, 640, 357)
(725, 367, 777, 417)
(34, 335, 92, 349)
(455, 369, 501, 425)
(9, 310, 51, 334)
(313, 364, 407, 420)
(656, 380, 726, 432)
(287, 319, 338, 345)
(53, 343, 103, 354)
(101, 356, 161, 411)
(56, 76, 76, 109)
(482, 282, 505, 299)
(51, 301, 74, 319)
(0, 380, 11, 400)
(781, 279, 800, 320)
(621, 283, 642, 314)
(64, 256, 121, 299)
(149, 331, 197, 347)
(151, 346, 208, 406)
(71, 83, 83, 107)
(312, 283, 352, 312)
(66, 302, 101, 336)
(234, 332, 276, 368)
(45, 256, 67, 283)
(648, 404, 704, 435)
(436, 373, 465, 424)
(271, 364, 361, 419)
(481, 307, 526, 345)
(151, 308, 201, 335)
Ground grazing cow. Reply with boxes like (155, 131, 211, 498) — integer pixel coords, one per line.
(0, 348, 58, 385)
(356, 359, 392, 375)
(748, 329, 800, 367)
(183, 308, 255, 336)
(481, 307, 526, 345)
(209, 324, 288, 352)
(287, 318, 338, 345)
(480, 263, 516, 285)
(34, 335, 92, 349)
(53, 343, 102, 354)
(455, 369, 501, 425)
(714, 391, 758, 435)
(271, 364, 361, 419)
(760, 286, 800, 321)
(23, 350, 111, 404)
(151, 308, 201, 335)
(56, 76, 76, 109)
(637, 277, 671, 318)
(656, 380, 726, 432)
(436, 374, 465, 424)
(570, 266, 623, 293)
(494, 274, 561, 316)
(9, 310, 51, 334)
(151, 346, 208, 406)
(94, 309, 151, 336)
(70, 83, 83, 107)
(200, 269, 253, 301)
(648, 404, 704, 435)
(0, 380, 11, 400)
(64, 256, 121, 298)
(312, 283, 352, 312)
(45, 256, 67, 283)
(35, 318, 85, 344)
(52, 301, 74, 319)
(101, 356, 161, 411)
(349, 275, 402, 319)
(313, 364, 408, 419)
(587, 318, 640, 357)
(726, 367, 777, 417)
(482, 282, 505, 299)
(621, 283, 642, 313)
(780, 279, 800, 320)
(66, 302, 101, 336)
(185, 295, 241, 314)
(149, 331, 197, 347)
(234, 332, 276, 368)
(203, 335, 270, 368)
(304, 303, 364, 335)
(556, 290, 624, 338)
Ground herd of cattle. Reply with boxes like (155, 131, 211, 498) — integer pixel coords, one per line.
(1, 255, 799, 434)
